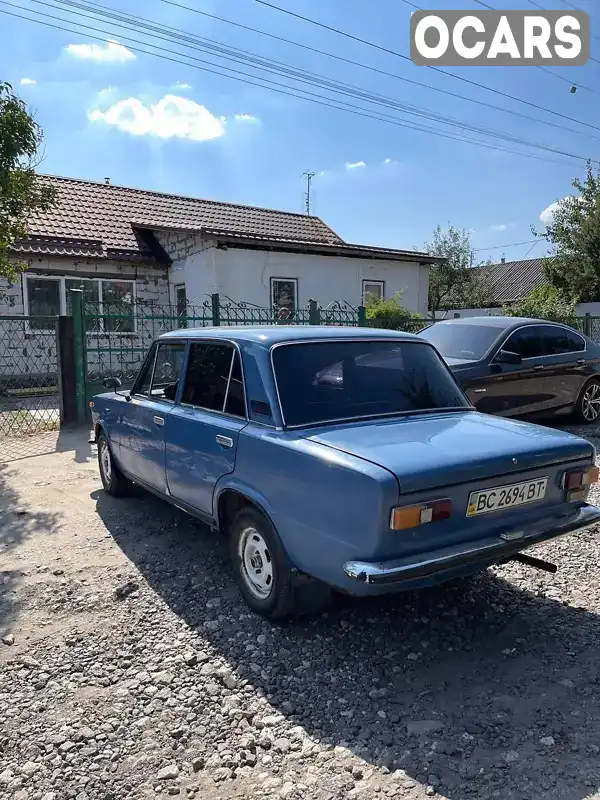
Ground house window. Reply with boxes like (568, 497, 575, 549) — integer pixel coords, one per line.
(362, 280, 385, 305)
(24, 275, 136, 333)
(271, 278, 298, 320)
(174, 284, 187, 322)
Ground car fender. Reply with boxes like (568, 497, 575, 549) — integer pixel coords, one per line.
(213, 475, 278, 533)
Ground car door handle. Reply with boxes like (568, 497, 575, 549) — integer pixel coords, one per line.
(216, 435, 234, 449)
(577, 359, 585, 365)
(153, 416, 165, 427)
(473, 388, 486, 393)
(533, 365, 545, 371)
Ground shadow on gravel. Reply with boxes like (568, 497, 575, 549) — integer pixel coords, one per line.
(95, 486, 600, 800)
(0, 464, 60, 632)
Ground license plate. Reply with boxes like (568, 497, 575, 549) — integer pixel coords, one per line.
(467, 477, 548, 517)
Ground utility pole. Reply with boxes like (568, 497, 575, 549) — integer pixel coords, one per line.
(301, 170, 317, 215)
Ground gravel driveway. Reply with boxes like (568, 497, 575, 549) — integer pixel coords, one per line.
(2, 425, 600, 800)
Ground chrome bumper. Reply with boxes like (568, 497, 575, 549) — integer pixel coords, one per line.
(343, 504, 600, 585)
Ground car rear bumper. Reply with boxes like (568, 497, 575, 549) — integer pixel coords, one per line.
(343, 503, 600, 586)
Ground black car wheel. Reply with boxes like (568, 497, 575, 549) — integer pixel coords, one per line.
(228, 506, 330, 619)
(575, 379, 600, 424)
(97, 431, 132, 496)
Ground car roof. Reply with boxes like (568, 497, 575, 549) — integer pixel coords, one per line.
(429, 316, 567, 330)
(159, 325, 423, 345)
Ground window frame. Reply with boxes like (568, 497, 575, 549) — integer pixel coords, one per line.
(270, 277, 298, 319)
(131, 342, 159, 398)
(148, 341, 186, 405)
(496, 323, 587, 361)
(362, 279, 385, 305)
(23, 274, 137, 336)
(179, 339, 248, 420)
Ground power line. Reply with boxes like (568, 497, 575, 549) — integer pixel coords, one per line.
(1, 4, 593, 169)
(474, 239, 538, 251)
(154, 0, 600, 143)
(528, 0, 600, 48)
(10, 0, 597, 165)
(255, 0, 600, 134)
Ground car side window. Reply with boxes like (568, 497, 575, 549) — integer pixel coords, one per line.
(181, 343, 236, 413)
(224, 350, 246, 417)
(133, 344, 157, 396)
(150, 342, 185, 402)
(502, 327, 545, 359)
(566, 329, 586, 352)
(539, 325, 570, 356)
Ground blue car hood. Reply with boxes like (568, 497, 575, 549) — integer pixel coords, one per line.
(306, 411, 593, 494)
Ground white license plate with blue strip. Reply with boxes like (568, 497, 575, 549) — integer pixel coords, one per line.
(467, 477, 548, 517)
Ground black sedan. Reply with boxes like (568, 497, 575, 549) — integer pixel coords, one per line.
(419, 316, 600, 423)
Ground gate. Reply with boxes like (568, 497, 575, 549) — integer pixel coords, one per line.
(0, 314, 61, 458)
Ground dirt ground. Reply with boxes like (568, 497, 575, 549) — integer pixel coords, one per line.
(2, 427, 600, 800)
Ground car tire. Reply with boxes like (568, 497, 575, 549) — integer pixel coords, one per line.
(228, 506, 330, 619)
(575, 379, 600, 424)
(97, 431, 132, 497)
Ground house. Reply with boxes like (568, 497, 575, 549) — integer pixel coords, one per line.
(474, 256, 552, 306)
(1, 174, 439, 328)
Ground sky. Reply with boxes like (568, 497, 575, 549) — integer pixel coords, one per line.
(3, 0, 600, 263)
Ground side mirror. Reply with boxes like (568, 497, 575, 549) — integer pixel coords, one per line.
(494, 349, 522, 366)
(103, 377, 122, 390)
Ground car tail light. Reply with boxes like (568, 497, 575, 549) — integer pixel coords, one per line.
(390, 498, 452, 530)
(561, 465, 599, 490)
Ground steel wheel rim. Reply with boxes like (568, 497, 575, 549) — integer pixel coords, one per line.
(99, 439, 112, 483)
(238, 527, 273, 599)
(583, 383, 600, 421)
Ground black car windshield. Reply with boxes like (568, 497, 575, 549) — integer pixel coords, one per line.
(272, 340, 469, 427)
(419, 322, 501, 360)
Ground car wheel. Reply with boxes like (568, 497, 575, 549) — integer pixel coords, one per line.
(97, 431, 132, 497)
(575, 379, 600, 424)
(228, 507, 330, 619)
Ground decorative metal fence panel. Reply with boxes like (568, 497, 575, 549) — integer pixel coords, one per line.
(0, 315, 60, 442)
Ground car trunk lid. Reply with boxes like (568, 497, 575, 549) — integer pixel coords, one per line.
(305, 411, 592, 494)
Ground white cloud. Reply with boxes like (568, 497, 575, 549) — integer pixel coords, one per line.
(173, 81, 192, 90)
(383, 157, 392, 164)
(346, 160, 366, 170)
(20, 77, 36, 86)
(489, 223, 508, 232)
(88, 94, 225, 142)
(65, 39, 135, 63)
(234, 113, 260, 123)
(540, 199, 567, 225)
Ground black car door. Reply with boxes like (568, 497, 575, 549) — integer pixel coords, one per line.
(536, 325, 589, 412)
(466, 326, 547, 417)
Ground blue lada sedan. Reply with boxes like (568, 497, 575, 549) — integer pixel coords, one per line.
(91, 326, 600, 618)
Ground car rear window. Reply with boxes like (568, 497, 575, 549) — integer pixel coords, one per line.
(272, 340, 469, 427)
(419, 322, 501, 360)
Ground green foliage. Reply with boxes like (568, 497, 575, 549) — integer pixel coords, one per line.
(541, 164, 600, 302)
(426, 224, 492, 312)
(0, 82, 57, 283)
(505, 284, 579, 325)
(366, 292, 426, 331)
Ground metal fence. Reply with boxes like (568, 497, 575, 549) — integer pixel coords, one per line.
(0, 314, 60, 443)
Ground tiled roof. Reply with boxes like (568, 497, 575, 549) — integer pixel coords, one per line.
(476, 257, 552, 303)
(16, 174, 344, 260)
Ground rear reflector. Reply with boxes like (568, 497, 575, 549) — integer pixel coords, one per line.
(562, 465, 599, 491)
(390, 498, 452, 531)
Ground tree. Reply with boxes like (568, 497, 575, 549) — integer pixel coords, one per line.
(504, 284, 578, 326)
(541, 163, 600, 302)
(425, 225, 492, 314)
(366, 291, 426, 331)
(0, 81, 56, 283)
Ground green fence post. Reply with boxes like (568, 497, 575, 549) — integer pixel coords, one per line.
(309, 299, 320, 325)
(211, 292, 221, 326)
(70, 289, 87, 424)
(357, 305, 367, 327)
(585, 312, 592, 338)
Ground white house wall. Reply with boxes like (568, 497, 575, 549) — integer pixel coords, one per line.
(158, 232, 429, 313)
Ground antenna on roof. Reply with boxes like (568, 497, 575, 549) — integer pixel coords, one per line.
(104, 177, 110, 185)
(501, 253, 506, 263)
(301, 170, 317, 216)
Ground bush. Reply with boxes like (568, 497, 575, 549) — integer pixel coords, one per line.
(504, 285, 579, 326)
(366, 293, 427, 332)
